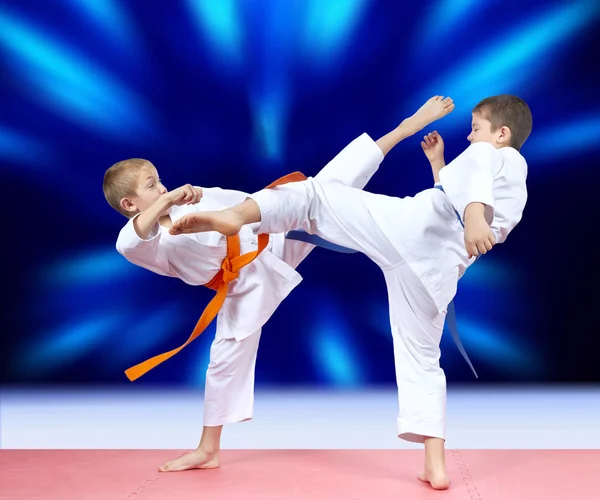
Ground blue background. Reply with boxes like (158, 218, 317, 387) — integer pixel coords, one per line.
(1, 0, 599, 387)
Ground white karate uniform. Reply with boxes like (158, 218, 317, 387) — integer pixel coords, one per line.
(251, 136, 528, 442)
(115, 133, 381, 426)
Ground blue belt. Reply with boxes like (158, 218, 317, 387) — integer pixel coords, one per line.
(285, 184, 478, 378)
(435, 184, 464, 227)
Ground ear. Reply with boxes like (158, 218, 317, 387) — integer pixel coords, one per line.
(497, 125, 512, 146)
(120, 197, 138, 214)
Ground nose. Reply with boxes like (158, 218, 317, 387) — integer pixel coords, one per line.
(158, 185, 167, 195)
(467, 133, 473, 142)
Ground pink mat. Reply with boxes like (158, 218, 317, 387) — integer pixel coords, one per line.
(1, 449, 598, 499)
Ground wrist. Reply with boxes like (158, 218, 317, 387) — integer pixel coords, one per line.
(464, 202, 486, 222)
(430, 158, 445, 170)
(160, 194, 173, 210)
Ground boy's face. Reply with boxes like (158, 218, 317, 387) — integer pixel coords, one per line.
(467, 112, 510, 148)
(120, 166, 168, 216)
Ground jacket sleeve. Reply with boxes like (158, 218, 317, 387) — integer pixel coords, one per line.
(438, 142, 498, 225)
(115, 214, 173, 277)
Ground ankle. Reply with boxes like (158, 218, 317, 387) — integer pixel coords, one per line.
(196, 444, 219, 455)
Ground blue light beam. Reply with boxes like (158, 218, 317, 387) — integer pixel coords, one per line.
(69, 0, 139, 50)
(302, 0, 368, 65)
(111, 303, 191, 365)
(311, 301, 363, 386)
(525, 113, 600, 164)
(447, 319, 542, 375)
(0, 125, 55, 168)
(409, 1, 600, 126)
(186, 0, 243, 70)
(40, 247, 139, 287)
(0, 8, 156, 140)
(19, 313, 127, 374)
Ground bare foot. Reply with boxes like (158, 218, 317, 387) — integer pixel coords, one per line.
(417, 465, 450, 490)
(402, 96, 455, 136)
(158, 449, 220, 472)
(169, 209, 244, 236)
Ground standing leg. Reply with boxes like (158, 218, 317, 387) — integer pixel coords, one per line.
(383, 262, 449, 490)
(159, 328, 261, 472)
(161, 132, 393, 472)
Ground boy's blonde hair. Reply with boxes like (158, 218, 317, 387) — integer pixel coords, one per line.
(103, 158, 154, 217)
(473, 95, 533, 151)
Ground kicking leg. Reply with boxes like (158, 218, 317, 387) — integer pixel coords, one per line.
(168, 94, 456, 252)
(171, 178, 403, 270)
(277, 129, 388, 270)
(383, 262, 449, 490)
(307, 94, 455, 187)
(159, 329, 261, 472)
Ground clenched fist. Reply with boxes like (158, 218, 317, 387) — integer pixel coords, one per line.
(464, 214, 496, 258)
(421, 130, 445, 164)
(166, 184, 202, 207)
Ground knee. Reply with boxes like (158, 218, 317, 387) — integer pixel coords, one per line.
(207, 357, 237, 378)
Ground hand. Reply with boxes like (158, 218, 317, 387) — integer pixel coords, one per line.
(464, 213, 496, 259)
(165, 184, 202, 207)
(421, 131, 445, 164)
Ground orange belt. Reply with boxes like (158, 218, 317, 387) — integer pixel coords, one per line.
(124, 171, 307, 382)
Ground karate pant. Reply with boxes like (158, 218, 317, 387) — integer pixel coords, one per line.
(251, 177, 447, 443)
(203, 135, 383, 428)
(202, 239, 314, 427)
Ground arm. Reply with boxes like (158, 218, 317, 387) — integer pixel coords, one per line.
(438, 142, 497, 224)
(439, 142, 499, 258)
(489, 159, 528, 244)
(431, 160, 445, 184)
(133, 184, 202, 240)
(421, 131, 445, 184)
(133, 196, 172, 240)
(463, 202, 496, 259)
(117, 184, 202, 275)
(116, 214, 172, 277)
(490, 192, 527, 245)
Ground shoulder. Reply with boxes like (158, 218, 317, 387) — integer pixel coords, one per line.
(465, 141, 500, 158)
(499, 147, 528, 179)
(116, 215, 137, 239)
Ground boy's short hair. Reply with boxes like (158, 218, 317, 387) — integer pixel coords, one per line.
(103, 158, 153, 217)
(473, 95, 532, 151)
